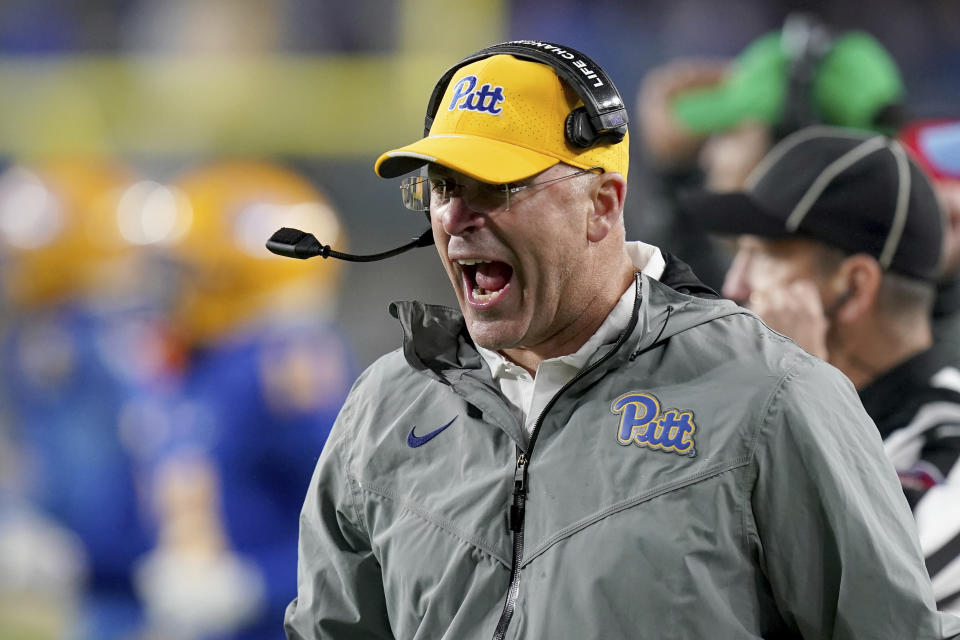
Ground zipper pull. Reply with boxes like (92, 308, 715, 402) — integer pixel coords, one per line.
(510, 453, 527, 532)
(514, 453, 527, 490)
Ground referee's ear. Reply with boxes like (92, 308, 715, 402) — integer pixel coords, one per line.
(831, 254, 882, 325)
(587, 171, 627, 243)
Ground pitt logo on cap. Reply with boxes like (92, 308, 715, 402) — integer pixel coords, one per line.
(448, 75, 505, 116)
(611, 392, 696, 457)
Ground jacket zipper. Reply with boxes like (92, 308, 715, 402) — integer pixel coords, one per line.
(490, 274, 644, 640)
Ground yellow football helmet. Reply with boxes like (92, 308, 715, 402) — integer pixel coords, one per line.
(164, 160, 345, 345)
(0, 158, 146, 309)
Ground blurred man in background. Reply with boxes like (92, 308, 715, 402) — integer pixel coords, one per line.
(900, 118, 960, 360)
(687, 126, 960, 613)
(898, 118, 960, 612)
(0, 158, 170, 639)
(636, 13, 905, 289)
(127, 160, 356, 640)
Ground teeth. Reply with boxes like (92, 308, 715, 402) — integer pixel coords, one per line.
(473, 286, 505, 302)
(457, 258, 491, 266)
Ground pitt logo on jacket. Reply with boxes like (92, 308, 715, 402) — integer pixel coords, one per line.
(612, 392, 697, 457)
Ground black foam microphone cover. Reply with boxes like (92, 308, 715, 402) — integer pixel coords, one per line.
(266, 227, 323, 259)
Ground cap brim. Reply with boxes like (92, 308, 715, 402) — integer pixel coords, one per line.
(678, 189, 790, 238)
(670, 33, 783, 134)
(671, 87, 751, 134)
(375, 134, 562, 183)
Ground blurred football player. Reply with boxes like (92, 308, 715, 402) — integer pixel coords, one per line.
(0, 158, 171, 639)
(128, 160, 355, 640)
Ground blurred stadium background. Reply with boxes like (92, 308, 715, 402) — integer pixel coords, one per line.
(0, 1, 957, 639)
(1, 0, 956, 364)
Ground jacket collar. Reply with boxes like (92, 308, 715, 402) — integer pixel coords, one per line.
(389, 253, 738, 447)
(390, 253, 725, 381)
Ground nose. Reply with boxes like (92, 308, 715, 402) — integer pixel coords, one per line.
(437, 197, 487, 237)
(721, 249, 753, 304)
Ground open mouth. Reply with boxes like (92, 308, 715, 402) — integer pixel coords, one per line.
(458, 258, 514, 306)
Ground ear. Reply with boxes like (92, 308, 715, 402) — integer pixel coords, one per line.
(831, 254, 882, 324)
(586, 172, 627, 243)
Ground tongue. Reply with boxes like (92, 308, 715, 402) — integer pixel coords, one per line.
(475, 262, 512, 292)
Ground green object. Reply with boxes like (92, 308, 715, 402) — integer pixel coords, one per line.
(672, 30, 904, 133)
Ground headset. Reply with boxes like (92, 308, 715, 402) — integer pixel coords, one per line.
(776, 12, 836, 139)
(424, 40, 628, 149)
(268, 40, 628, 263)
(776, 13, 904, 140)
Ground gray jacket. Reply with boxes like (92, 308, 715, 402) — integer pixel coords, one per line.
(285, 268, 960, 639)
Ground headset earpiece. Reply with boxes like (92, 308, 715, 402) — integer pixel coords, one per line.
(565, 107, 597, 149)
(564, 106, 629, 148)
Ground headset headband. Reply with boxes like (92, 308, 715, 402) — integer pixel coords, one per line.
(423, 40, 628, 149)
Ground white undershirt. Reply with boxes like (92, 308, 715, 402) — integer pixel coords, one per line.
(477, 241, 665, 434)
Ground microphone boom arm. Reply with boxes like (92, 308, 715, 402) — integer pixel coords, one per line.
(266, 227, 434, 262)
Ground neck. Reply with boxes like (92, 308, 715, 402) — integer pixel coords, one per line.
(829, 317, 932, 390)
(502, 259, 636, 375)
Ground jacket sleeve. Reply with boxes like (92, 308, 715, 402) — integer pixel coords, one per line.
(284, 389, 394, 640)
(748, 356, 960, 640)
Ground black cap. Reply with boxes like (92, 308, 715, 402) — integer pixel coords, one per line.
(683, 125, 945, 281)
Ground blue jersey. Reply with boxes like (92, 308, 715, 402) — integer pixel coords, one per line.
(130, 320, 354, 640)
(1, 302, 169, 638)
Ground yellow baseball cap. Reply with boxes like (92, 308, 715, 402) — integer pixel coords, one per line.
(374, 54, 629, 183)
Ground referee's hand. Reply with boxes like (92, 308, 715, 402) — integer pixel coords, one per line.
(749, 280, 830, 360)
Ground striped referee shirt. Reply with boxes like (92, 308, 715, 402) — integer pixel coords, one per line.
(860, 346, 960, 614)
